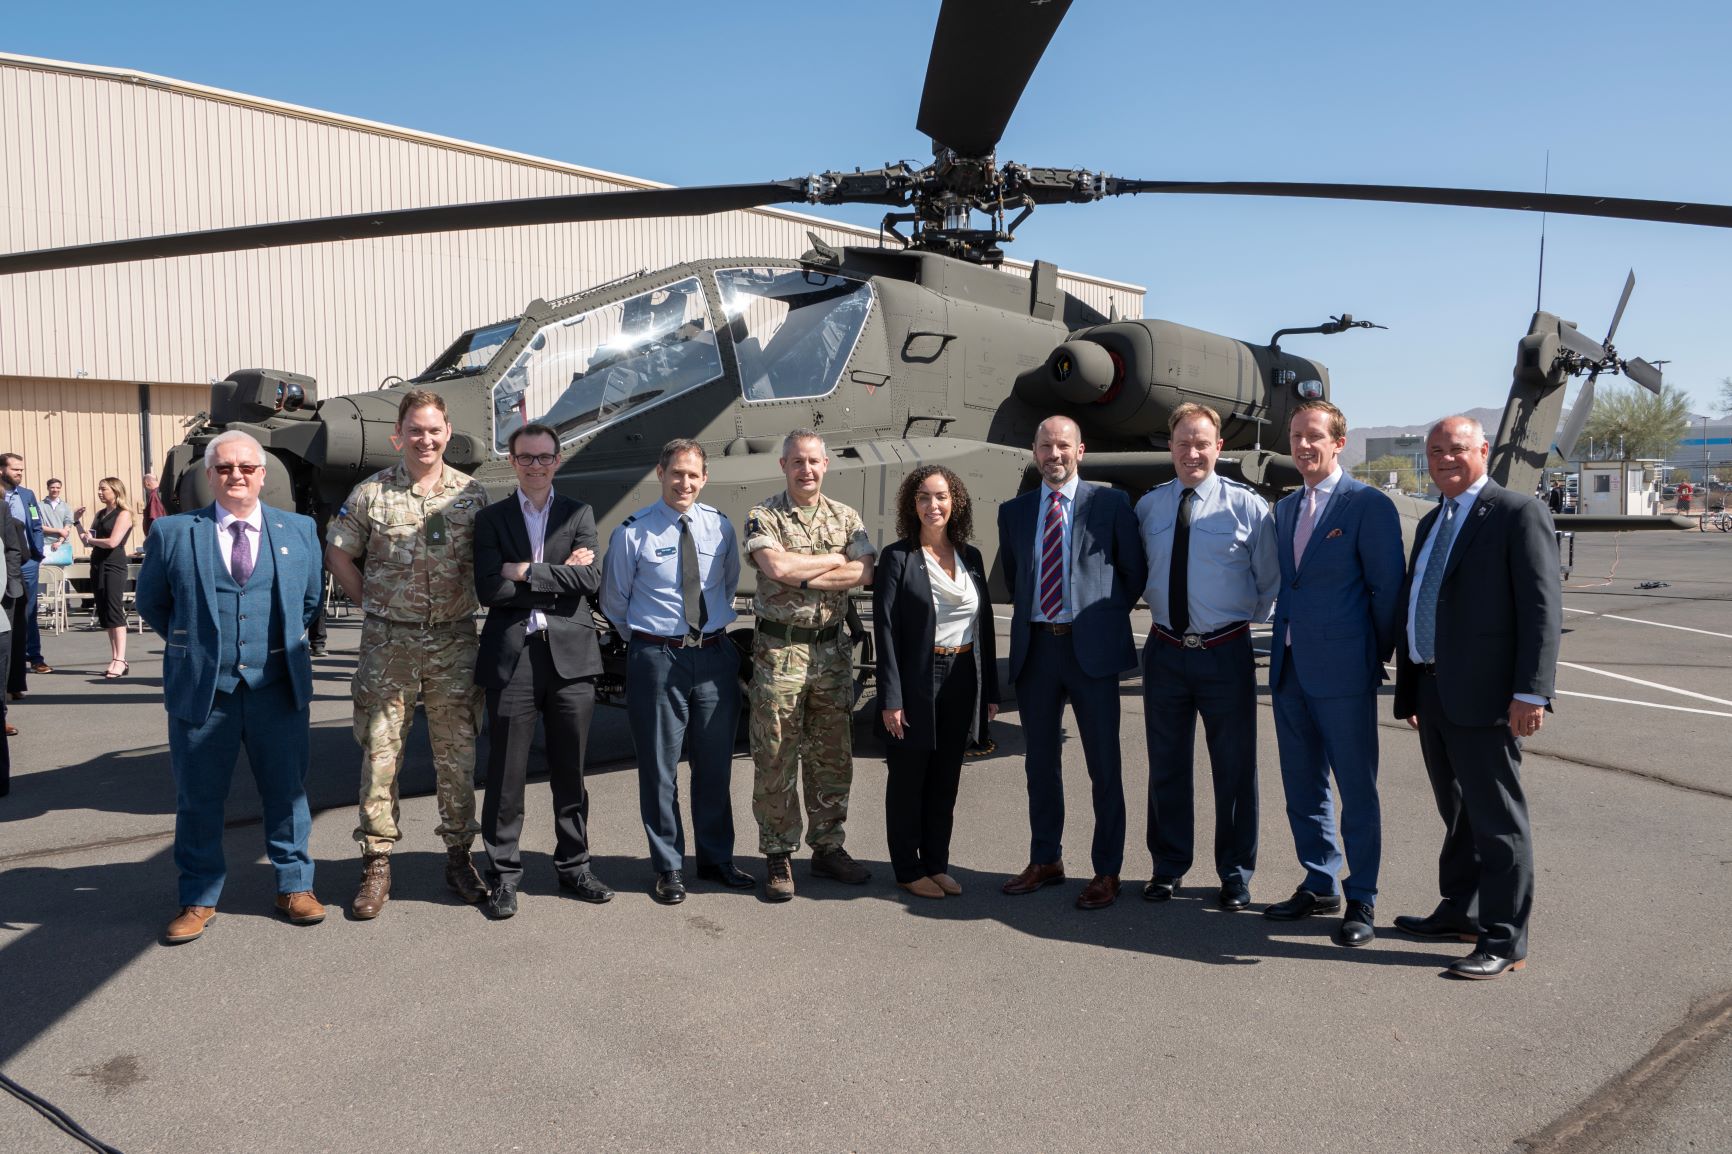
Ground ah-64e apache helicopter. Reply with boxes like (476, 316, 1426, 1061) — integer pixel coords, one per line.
(1, 0, 1721, 698)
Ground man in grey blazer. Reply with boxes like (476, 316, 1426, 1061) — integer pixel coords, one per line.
(1392, 415, 1561, 980)
(998, 416, 1148, 909)
(135, 431, 325, 944)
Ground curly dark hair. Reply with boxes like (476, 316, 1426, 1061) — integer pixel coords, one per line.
(894, 464, 973, 548)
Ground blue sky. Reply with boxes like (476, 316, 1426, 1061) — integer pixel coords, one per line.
(7, 0, 1729, 426)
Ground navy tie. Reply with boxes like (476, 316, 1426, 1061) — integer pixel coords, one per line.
(1414, 498, 1459, 662)
(230, 523, 254, 586)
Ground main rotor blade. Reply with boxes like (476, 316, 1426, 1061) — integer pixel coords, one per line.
(1625, 357, 1664, 393)
(916, 0, 1071, 157)
(1605, 269, 1635, 344)
(1104, 179, 1732, 229)
(1556, 374, 1599, 461)
(0, 181, 810, 275)
(1557, 323, 1609, 361)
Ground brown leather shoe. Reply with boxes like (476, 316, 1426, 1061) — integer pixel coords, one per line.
(30, 663, 51, 674)
(445, 846, 490, 904)
(275, 890, 326, 925)
(3, 725, 15, 737)
(164, 905, 216, 944)
(1002, 861, 1065, 895)
(1076, 874, 1121, 910)
(351, 854, 391, 919)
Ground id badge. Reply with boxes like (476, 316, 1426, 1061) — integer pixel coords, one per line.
(424, 511, 448, 547)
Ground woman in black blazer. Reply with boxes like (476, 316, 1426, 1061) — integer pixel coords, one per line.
(874, 465, 999, 898)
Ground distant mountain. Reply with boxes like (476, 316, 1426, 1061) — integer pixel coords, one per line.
(1344, 406, 1507, 468)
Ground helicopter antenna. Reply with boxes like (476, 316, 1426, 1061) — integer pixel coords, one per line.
(1535, 151, 1550, 312)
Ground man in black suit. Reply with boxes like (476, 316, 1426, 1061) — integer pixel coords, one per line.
(473, 423, 612, 918)
(1392, 415, 1560, 980)
(0, 501, 23, 780)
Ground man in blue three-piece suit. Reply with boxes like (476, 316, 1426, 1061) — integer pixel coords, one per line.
(136, 431, 325, 945)
(998, 416, 1148, 910)
(1264, 400, 1405, 946)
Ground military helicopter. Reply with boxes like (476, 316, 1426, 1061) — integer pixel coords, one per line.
(1, 0, 1721, 594)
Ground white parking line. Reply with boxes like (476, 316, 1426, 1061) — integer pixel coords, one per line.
(1600, 614, 1732, 640)
(1556, 661, 1732, 708)
(1555, 690, 1732, 720)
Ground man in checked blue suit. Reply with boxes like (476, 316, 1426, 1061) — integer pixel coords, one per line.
(1264, 400, 1405, 946)
(136, 431, 325, 945)
(998, 416, 1148, 910)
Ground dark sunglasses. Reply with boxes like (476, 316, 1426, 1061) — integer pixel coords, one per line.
(211, 463, 262, 476)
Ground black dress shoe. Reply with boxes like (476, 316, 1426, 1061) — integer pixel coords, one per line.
(1393, 910, 1479, 942)
(696, 861, 756, 889)
(653, 870, 687, 905)
(1217, 880, 1251, 911)
(1337, 900, 1375, 947)
(559, 871, 615, 904)
(1142, 875, 1182, 902)
(1263, 888, 1342, 920)
(1446, 951, 1526, 980)
(487, 882, 518, 920)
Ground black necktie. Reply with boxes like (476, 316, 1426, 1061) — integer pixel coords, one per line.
(1169, 489, 1194, 634)
(679, 515, 707, 639)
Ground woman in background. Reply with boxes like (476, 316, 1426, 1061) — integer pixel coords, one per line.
(72, 477, 134, 679)
(873, 465, 998, 899)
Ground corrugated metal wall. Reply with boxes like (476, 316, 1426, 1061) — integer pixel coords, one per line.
(0, 53, 1144, 489)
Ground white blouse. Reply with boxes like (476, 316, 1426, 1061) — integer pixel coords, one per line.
(923, 547, 978, 647)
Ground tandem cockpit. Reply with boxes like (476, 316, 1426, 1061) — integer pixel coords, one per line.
(433, 264, 874, 455)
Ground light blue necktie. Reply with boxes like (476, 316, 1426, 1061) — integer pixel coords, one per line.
(1414, 497, 1459, 662)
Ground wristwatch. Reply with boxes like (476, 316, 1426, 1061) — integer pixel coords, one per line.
(800, 578, 809, 590)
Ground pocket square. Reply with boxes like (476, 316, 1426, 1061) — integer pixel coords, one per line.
(1325, 528, 1343, 539)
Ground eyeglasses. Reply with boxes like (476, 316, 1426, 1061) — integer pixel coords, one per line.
(211, 463, 263, 476)
(512, 453, 559, 467)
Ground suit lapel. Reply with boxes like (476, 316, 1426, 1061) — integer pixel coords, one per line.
(197, 505, 221, 609)
(506, 492, 535, 561)
(544, 494, 577, 562)
(1441, 480, 1499, 584)
(261, 506, 294, 624)
(1068, 481, 1093, 579)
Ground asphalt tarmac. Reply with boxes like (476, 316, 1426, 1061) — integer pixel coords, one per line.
(2, 528, 1729, 1154)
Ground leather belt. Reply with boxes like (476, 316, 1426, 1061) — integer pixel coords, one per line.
(933, 642, 973, 656)
(1152, 621, 1249, 650)
(634, 630, 727, 649)
(757, 619, 841, 644)
(1031, 621, 1072, 635)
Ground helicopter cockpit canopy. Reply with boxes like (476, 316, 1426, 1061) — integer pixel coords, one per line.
(419, 318, 522, 383)
(716, 268, 872, 402)
(491, 277, 723, 451)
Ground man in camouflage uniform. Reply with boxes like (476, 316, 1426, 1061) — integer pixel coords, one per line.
(325, 389, 491, 918)
(745, 429, 876, 901)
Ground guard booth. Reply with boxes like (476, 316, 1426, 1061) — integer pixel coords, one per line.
(1578, 460, 1662, 516)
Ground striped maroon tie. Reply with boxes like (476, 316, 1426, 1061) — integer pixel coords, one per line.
(1039, 489, 1064, 620)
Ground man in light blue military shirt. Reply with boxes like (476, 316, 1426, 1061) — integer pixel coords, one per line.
(600, 438, 747, 905)
(1136, 402, 1279, 912)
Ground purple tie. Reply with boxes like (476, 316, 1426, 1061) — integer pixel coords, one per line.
(1039, 490, 1065, 620)
(1293, 486, 1320, 565)
(230, 523, 254, 586)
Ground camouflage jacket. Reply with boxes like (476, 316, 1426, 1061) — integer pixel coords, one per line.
(326, 462, 488, 623)
(744, 490, 874, 629)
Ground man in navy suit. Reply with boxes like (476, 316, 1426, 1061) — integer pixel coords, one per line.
(1264, 400, 1405, 945)
(136, 431, 325, 944)
(998, 416, 1148, 909)
(0, 453, 46, 696)
(1392, 416, 1560, 980)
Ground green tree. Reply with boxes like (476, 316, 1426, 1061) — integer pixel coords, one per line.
(1352, 453, 1422, 492)
(1580, 382, 1692, 460)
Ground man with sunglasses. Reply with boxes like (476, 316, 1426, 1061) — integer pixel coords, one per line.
(470, 424, 612, 918)
(136, 431, 325, 943)
(326, 389, 492, 919)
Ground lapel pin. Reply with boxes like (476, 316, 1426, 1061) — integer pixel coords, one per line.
(280, 546, 289, 554)
(1325, 528, 1343, 539)
(1476, 506, 1489, 518)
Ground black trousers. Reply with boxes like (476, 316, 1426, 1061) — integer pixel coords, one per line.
(0, 622, 11, 797)
(5, 596, 26, 695)
(1414, 673, 1533, 960)
(884, 651, 975, 884)
(481, 634, 596, 887)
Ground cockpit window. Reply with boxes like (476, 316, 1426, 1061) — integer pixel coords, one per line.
(420, 319, 520, 382)
(715, 268, 872, 402)
(491, 278, 722, 451)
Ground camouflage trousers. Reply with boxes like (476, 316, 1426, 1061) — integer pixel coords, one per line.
(749, 631, 854, 854)
(351, 617, 483, 856)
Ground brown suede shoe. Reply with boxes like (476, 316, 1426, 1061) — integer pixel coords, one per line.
(351, 854, 391, 920)
(1001, 861, 1065, 895)
(275, 891, 326, 925)
(445, 846, 490, 904)
(164, 905, 216, 944)
(930, 873, 963, 896)
(1076, 874, 1121, 910)
(898, 877, 945, 899)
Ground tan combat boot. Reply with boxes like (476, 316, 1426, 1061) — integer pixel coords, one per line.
(766, 852, 795, 903)
(351, 854, 391, 919)
(445, 846, 490, 904)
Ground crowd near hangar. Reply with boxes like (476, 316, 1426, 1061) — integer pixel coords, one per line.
(0, 52, 1144, 503)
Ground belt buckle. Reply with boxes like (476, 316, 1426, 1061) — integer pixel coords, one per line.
(1183, 632, 1203, 649)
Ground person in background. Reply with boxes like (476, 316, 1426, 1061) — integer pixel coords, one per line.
(873, 465, 998, 899)
(1, 501, 23, 751)
(71, 477, 135, 679)
(141, 472, 168, 540)
(0, 454, 45, 695)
